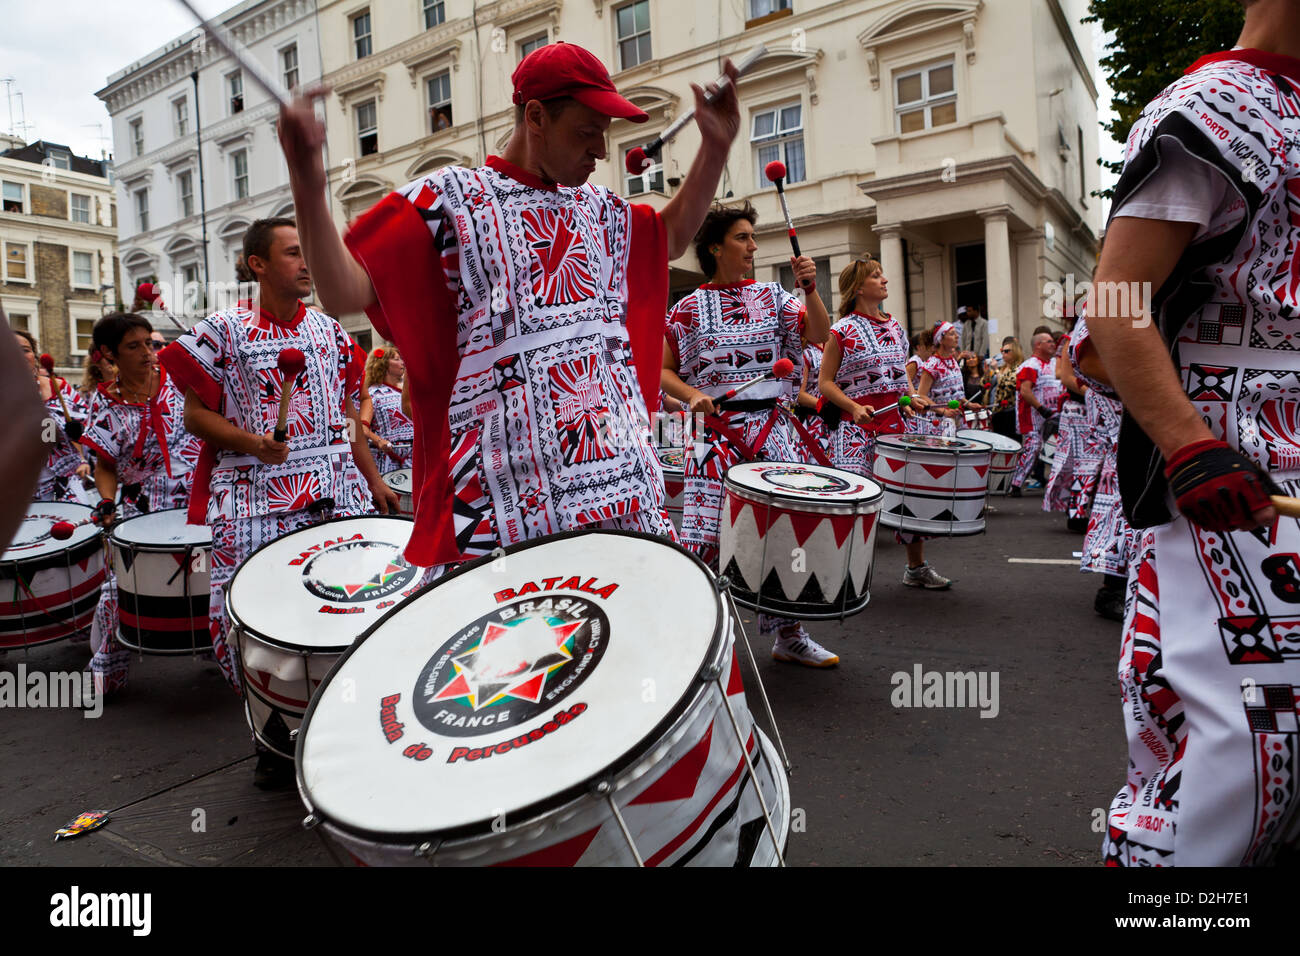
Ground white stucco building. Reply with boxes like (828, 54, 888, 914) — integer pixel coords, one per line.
(96, 0, 320, 322)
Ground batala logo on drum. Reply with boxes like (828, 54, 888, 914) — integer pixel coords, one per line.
(759, 467, 849, 493)
(10, 514, 59, 551)
(296, 536, 418, 604)
(413, 596, 609, 737)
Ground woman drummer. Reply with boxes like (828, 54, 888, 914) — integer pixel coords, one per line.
(917, 322, 979, 438)
(14, 329, 92, 504)
(818, 258, 952, 590)
(360, 346, 413, 467)
(660, 201, 836, 667)
(79, 312, 202, 693)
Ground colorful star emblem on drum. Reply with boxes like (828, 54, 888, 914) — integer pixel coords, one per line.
(431, 614, 586, 711)
(326, 560, 410, 599)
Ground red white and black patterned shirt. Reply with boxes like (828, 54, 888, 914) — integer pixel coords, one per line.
(828, 311, 909, 401)
(160, 302, 366, 523)
(367, 382, 413, 461)
(1015, 354, 1063, 434)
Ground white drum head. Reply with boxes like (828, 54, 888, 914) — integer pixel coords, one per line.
(656, 447, 686, 476)
(5, 502, 99, 558)
(110, 508, 211, 548)
(382, 469, 413, 495)
(725, 461, 882, 504)
(955, 430, 1022, 454)
(877, 434, 987, 454)
(298, 530, 723, 838)
(226, 516, 418, 652)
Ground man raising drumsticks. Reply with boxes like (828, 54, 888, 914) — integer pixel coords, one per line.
(277, 42, 742, 571)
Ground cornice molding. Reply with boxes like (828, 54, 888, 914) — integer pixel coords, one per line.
(858, 0, 983, 90)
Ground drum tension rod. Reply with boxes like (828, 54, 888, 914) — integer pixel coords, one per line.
(594, 780, 645, 867)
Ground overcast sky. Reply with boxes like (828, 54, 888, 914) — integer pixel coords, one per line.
(2, 1, 1122, 198)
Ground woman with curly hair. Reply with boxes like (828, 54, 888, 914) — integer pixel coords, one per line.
(360, 345, 413, 466)
(14, 328, 91, 503)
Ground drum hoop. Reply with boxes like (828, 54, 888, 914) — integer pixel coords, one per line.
(295, 527, 729, 847)
(722, 462, 883, 508)
(0, 533, 103, 574)
(224, 512, 415, 642)
(108, 508, 211, 551)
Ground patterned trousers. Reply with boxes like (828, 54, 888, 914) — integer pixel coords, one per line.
(1043, 400, 1087, 514)
(1011, 430, 1043, 487)
(1105, 478, 1300, 865)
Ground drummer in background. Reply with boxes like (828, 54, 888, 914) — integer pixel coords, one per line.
(79, 346, 115, 402)
(819, 258, 952, 590)
(0, 306, 47, 552)
(661, 201, 837, 668)
(160, 218, 398, 789)
(360, 346, 413, 467)
(916, 322, 978, 438)
(1009, 331, 1063, 496)
(14, 328, 92, 504)
(1043, 329, 1090, 531)
(79, 312, 201, 694)
(903, 331, 932, 399)
(989, 337, 1024, 439)
(792, 340, 830, 462)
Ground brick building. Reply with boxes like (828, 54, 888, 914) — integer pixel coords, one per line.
(0, 137, 119, 375)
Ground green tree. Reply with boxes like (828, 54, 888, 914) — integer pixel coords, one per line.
(1085, 0, 1244, 194)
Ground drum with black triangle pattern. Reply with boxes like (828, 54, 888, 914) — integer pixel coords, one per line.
(873, 434, 992, 536)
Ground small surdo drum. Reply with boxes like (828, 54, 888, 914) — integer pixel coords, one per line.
(110, 508, 212, 654)
(656, 446, 686, 531)
(381, 468, 414, 517)
(1, 502, 105, 649)
(719, 462, 883, 620)
(873, 434, 992, 536)
(226, 515, 419, 759)
(296, 530, 790, 867)
(956, 429, 1023, 496)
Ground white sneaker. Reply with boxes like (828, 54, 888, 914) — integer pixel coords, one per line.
(772, 627, 840, 668)
(903, 562, 953, 590)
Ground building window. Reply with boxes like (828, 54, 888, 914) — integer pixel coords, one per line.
(895, 60, 956, 134)
(6, 312, 31, 333)
(749, 0, 791, 18)
(3, 180, 24, 213)
(70, 193, 92, 224)
(1077, 125, 1087, 204)
(623, 144, 663, 195)
(423, 0, 445, 30)
(3, 243, 29, 282)
(228, 71, 244, 114)
(178, 170, 194, 218)
(353, 11, 372, 59)
(519, 33, 548, 61)
(182, 262, 200, 297)
(72, 311, 96, 354)
(49, 150, 71, 170)
(779, 257, 832, 297)
(72, 251, 95, 288)
(135, 189, 149, 232)
(426, 72, 453, 133)
(232, 150, 249, 199)
(130, 118, 144, 157)
(282, 44, 299, 91)
(357, 100, 378, 155)
(174, 97, 189, 137)
(751, 101, 804, 189)
(616, 1, 651, 70)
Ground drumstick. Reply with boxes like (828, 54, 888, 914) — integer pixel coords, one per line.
(39, 354, 87, 458)
(274, 348, 306, 442)
(624, 44, 766, 174)
(135, 283, 188, 334)
(173, 0, 292, 110)
(50, 518, 96, 540)
(1271, 495, 1300, 519)
(713, 358, 794, 410)
(763, 161, 811, 291)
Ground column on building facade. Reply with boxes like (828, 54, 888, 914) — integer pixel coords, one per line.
(874, 225, 907, 330)
(1015, 229, 1046, 346)
(980, 207, 1014, 344)
(919, 242, 946, 336)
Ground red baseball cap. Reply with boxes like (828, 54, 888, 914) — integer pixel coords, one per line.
(512, 42, 648, 123)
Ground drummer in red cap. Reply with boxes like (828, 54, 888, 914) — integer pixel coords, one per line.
(277, 42, 742, 570)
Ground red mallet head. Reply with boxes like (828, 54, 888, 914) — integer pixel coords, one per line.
(277, 347, 307, 379)
(39, 353, 56, 375)
(136, 282, 160, 304)
(764, 160, 787, 185)
(50, 521, 76, 541)
(624, 146, 650, 177)
(771, 357, 795, 380)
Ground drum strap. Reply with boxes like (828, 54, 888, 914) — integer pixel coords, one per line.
(702, 406, 782, 463)
(779, 406, 834, 468)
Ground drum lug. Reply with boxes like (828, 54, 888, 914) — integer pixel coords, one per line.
(289, 729, 299, 741)
(699, 663, 722, 681)
(301, 813, 319, 830)
(715, 575, 731, 593)
(413, 841, 439, 860)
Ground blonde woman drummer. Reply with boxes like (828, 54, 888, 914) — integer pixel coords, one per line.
(360, 346, 413, 467)
(819, 259, 952, 589)
(916, 321, 978, 438)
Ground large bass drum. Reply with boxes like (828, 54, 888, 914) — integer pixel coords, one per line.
(296, 530, 790, 867)
(0, 502, 105, 648)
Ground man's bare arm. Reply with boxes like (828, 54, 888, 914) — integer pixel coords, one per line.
(278, 88, 376, 315)
(1086, 216, 1206, 460)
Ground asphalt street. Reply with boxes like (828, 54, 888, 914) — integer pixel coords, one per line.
(0, 489, 1124, 867)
